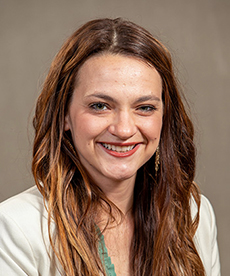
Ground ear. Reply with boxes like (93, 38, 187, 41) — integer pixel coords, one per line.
(64, 114, 71, 131)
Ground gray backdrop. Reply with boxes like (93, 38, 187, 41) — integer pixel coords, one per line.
(0, 0, 229, 274)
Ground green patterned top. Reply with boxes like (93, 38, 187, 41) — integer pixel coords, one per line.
(98, 233, 117, 276)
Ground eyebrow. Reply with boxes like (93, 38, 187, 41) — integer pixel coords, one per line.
(85, 93, 117, 103)
(133, 95, 161, 104)
(85, 93, 161, 104)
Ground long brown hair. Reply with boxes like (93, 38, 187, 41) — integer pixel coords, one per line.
(32, 18, 205, 276)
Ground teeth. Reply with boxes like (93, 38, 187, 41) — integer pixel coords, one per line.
(102, 143, 135, 152)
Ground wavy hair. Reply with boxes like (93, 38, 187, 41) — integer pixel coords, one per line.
(32, 18, 205, 275)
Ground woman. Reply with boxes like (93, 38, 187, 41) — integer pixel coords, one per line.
(0, 18, 220, 276)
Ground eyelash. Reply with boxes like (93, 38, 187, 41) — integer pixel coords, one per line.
(89, 102, 109, 111)
(89, 102, 157, 114)
(137, 105, 157, 112)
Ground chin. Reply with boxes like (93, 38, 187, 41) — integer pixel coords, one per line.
(106, 171, 137, 182)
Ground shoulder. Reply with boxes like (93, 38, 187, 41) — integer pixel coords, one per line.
(0, 186, 46, 218)
(191, 195, 217, 240)
(0, 186, 60, 275)
(0, 186, 49, 238)
(191, 194, 216, 231)
(191, 195, 221, 276)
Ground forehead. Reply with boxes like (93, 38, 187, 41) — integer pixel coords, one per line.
(75, 54, 162, 90)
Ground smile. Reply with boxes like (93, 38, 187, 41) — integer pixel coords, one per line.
(101, 143, 136, 152)
(99, 142, 140, 158)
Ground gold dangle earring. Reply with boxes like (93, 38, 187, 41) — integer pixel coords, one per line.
(155, 146, 160, 177)
(65, 138, 76, 154)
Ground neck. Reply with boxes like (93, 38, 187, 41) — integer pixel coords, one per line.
(97, 176, 136, 215)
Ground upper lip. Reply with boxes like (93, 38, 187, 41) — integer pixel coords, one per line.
(98, 142, 140, 146)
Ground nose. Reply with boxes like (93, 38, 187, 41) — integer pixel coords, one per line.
(108, 110, 137, 139)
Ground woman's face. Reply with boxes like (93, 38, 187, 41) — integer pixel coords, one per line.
(65, 54, 163, 186)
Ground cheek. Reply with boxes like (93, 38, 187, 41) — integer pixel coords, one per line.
(72, 115, 108, 139)
(142, 117, 162, 140)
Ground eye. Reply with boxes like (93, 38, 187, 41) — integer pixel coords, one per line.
(137, 105, 157, 113)
(89, 102, 108, 111)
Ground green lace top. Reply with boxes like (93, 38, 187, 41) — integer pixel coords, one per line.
(98, 233, 117, 276)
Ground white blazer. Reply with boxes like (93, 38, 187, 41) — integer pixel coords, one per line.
(0, 186, 221, 275)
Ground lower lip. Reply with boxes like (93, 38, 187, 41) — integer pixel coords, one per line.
(99, 143, 140, 157)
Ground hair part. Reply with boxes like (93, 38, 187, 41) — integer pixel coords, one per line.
(32, 18, 204, 276)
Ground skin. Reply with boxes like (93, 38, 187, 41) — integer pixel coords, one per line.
(65, 53, 163, 213)
(65, 54, 163, 275)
